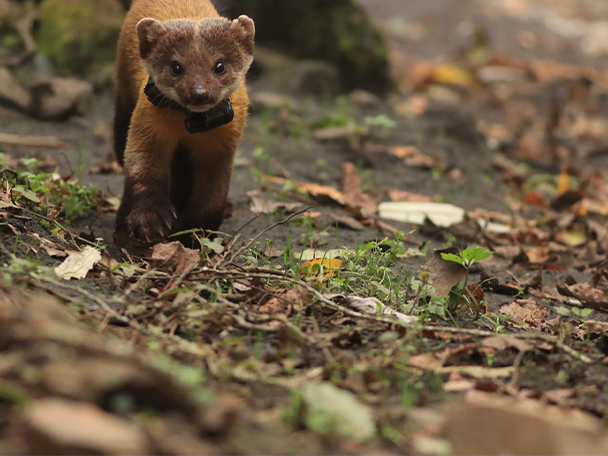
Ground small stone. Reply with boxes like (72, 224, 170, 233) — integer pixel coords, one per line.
(249, 92, 299, 112)
(350, 89, 382, 108)
(29, 77, 93, 121)
(290, 60, 339, 95)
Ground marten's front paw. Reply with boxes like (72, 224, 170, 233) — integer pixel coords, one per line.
(126, 201, 177, 244)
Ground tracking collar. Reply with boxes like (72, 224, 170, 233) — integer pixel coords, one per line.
(144, 77, 234, 134)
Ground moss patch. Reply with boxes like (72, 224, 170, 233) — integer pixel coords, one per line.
(35, 0, 124, 75)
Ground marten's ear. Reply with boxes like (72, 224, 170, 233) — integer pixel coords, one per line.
(137, 18, 167, 59)
(230, 15, 255, 55)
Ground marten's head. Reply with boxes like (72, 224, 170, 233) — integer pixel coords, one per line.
(137, 15, 255, 113)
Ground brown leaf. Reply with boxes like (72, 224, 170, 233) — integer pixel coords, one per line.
(387, 189, 436, 203)
(331, 213, 365, 231)
(481, 336, 531, 352)
(247, 190, 303, 214)
(557, 282, 608, 310)
(263, 174, 346, 206)
(466, 284, 486, 314)
(258, 286, 311, 315)
(151, 242, 200, 275)
(500, 299, 549, 328)
(366, 145, 447, 170)
(341, 162, 380, 215)
(422, 248, 467, 297)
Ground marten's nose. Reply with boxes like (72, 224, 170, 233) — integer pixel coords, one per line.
(188, 85, 211, 105)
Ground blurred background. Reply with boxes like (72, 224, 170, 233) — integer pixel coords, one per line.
(3, 2, 608, 455)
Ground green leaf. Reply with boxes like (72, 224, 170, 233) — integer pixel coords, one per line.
(15, 188, 40, 203)
(460, 247, 494, 263)
(440, 253, 463, 265)
(573, 307, 593, 318)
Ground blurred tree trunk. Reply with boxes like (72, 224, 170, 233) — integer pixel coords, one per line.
(231, 0, 389, 93)
(117, 0, 389, 93)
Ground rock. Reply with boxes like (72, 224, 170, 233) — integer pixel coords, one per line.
(0, 67, 31, 111)
(350, 89, 383, 109)
(35, 0, 125, 76)
(21, 398, 149, 455)
(249, 91, 299, 112)
(232, 0, 389, 92)
(29, 77, 93, 120)
(290, 60, 340, 96)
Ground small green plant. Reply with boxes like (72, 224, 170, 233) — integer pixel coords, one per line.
(364, 115, 397, 131)
(3, 159, 99, 222)
(572, 307, 593, 318)
(441, 247, 494, 288)
(312, 96, 354, 129)
(441, 247, 494, 316)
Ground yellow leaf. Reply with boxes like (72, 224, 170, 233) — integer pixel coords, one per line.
(562, 227, 587, 248)
(557, 171, 570, 195)
(433, 65, 473, 86)
(300, 258, 343, 284)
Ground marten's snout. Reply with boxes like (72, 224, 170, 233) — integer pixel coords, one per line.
(186, 85, 213, 106)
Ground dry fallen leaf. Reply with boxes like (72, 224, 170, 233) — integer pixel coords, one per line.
(500, 298, 549, 328)
(0, 187, 18, 209)
(422, 249, 467, 297)
(387, 189, 436, 203)
(247, 190, 303, 214)
(342, 162, 380, 215)
(54, 246, 102, 280)
(367, 145, 447, 170)
(326, 293, 418, 324)
(30, 233, 67, 258)
(331, 213, 365, 231)
(262, 174, 346, 206)
(557, 281, 608, 310)
(301, 258, 343, 284)
(151, 242, 200, 275)
(258, 286, 311, 315)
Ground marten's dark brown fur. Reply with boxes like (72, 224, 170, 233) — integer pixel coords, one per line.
(114, 0, 254, 247)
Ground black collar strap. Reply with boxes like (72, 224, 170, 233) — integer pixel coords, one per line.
(144, 77, 234, 134)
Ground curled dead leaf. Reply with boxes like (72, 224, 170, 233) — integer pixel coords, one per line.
(54, 246, 101, 280)
(151, 242, 200, 275)
(422, 249, 467, 297)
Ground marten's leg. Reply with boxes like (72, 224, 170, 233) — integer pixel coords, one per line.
(113, 86, 136, 167)
(116, 102, 181, 244)
(174, 147, 236, 234)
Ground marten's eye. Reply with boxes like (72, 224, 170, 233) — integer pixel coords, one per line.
(170, 62, 183, 76)
(214, 62, 225, 75)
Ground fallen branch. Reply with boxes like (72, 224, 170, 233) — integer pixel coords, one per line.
(0, 132, 68, 149)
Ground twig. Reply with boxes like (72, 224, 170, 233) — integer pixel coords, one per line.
(222, 206, 313, 265)
(38, 279, 133, 327)
(22, 208, 80, 250)
(225, 212, 262, 249)
(197, 267, 595, 363)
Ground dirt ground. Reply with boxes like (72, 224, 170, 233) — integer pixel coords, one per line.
(3, 0, 608, 454)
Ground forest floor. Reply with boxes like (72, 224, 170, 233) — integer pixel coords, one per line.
(3, 0, 608, 454)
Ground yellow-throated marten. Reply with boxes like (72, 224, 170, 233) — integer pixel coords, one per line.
(113, 0, 254, 248)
